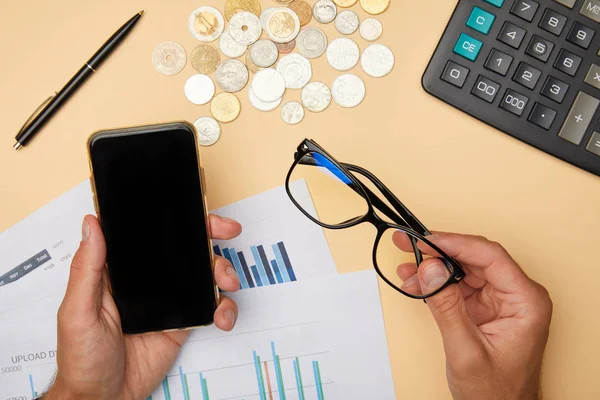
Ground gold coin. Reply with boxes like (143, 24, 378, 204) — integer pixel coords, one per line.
(210, 93, 241, 123)
(287, 0, 313, 26)
(224, 0, 261, 21)
(333, 0, 358, 7)
(275, 40, 296, 54)
(244, 50, 260, 73)
(194, 12, 219, 37)
(269, 12, 296, 37)
(275, 0, 294, 4)
(359, 0, 390, 14)
(191, 45, 221, 74)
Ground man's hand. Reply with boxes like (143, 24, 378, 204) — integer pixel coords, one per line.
(45, 214, 243, 400)
(394, 232, 553, 400)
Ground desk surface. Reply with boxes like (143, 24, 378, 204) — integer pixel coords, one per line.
(1, 0, 599, 398)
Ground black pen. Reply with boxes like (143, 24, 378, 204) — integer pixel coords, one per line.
(13, 11, 144, 150)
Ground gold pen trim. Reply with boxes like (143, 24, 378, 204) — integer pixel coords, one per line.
(16, 94, 56, 136)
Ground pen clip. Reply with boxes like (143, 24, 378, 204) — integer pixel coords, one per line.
(17, 93, 56, 135)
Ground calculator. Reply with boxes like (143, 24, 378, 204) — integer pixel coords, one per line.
(423, 0, 600, 177)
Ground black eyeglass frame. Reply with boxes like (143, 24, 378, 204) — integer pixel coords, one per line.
(285, 139, 466, 299)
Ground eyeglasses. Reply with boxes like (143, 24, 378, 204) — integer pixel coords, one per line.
(285, 139, 465, 299)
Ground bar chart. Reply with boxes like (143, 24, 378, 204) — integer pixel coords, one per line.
(214, 241, 297, 290)
(151, 341, 328, 400)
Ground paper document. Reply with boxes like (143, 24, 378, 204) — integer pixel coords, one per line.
(0, 271, 395, 400)
(0, 180, 336, 325)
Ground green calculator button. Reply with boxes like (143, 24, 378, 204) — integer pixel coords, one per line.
(467, 7, 496, 35)
(485, 0, 504, 7)
(453, 33, 483, 61)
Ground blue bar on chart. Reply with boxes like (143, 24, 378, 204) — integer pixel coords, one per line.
(275, 242, 297, 282)
(312, 361, 325, 400)
(271, 260, 283, 283)
(221, 248, 245, 290)
(179, 366, 190, 400)
(199, 372, 210, 400)
(162, 376, 172, 400)
(256, 245, 276, 285)
(253, 350, 266, 400)
(250, 245, 270, 284)
(29, 374, 37, 398)
(251, 265, 263, 286)
(212, 241, 297, 289)
(237, 251, 255, 288)
(271, 341, 286, 400)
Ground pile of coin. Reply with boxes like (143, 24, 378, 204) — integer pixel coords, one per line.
(152, 0, 394, 146)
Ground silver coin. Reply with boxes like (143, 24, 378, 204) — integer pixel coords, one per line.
(194, 116, 221, 147)
(335, 10, 359, 35)
(184, 74, 215, 105)
(361, 43, 395, 78)
(260, 7, 277, 29)
(265, 8, 301, 43)
(229, 12, 262, 45)
(215, 59, 249, 92)
(152, 42, 187, 76)
(251, 68, 286, 102)
(248, 86, 283, 111)
(276, 53, 312, 89)
(250, 39, 279, 68)
(301, 81, 331, 113)
(219, 28, 247, 58)
(359, 18, 383, 41)
(296, 27, 328, 59)
(332, 74, 365, 108)
(188, 6, 225, 42)
(313, 0, 337, 24)
(326, 38, 360, 71)
(281, 101, 305, 124)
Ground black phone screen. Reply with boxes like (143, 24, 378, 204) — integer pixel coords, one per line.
(89, 123, 216, 334)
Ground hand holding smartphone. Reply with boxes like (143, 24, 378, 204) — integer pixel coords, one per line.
(88, 122, 219, 334)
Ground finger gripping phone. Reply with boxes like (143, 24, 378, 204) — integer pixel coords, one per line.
(88, 122, 217, 334)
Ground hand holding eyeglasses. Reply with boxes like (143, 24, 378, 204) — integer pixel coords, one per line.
(395, 231, 553, 400)
(288, 139, 553, 399)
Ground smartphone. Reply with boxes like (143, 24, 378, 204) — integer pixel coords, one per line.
(87, 122, 217, 334)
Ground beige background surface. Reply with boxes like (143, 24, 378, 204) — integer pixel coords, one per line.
(1, 0, 599, 398)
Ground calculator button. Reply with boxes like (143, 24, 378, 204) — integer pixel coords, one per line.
(541, 76, 570, 103)
(580, 0, 600, 23)
(554, 0, 576, 8)
(500, 89, 529, 116)
(553, 49, 582, 76)
(558, 91, 600, 145)
(484, 49, 514, 76)
(584, 64, 600, 90)
(471, 75, 501, 103)
(511, 0, 540, 21)
(525, 35, 555, 62)
(539, 8, 568, 36)
(497, 21, 527, 49)
(528, 103, 558, 129)
(485, 0, 505, 7)
(441, 61, 470, 88)
(566, 22, 595, 49)
(513, 62, 542, 89)
(586, 132, 600, 156)
(467, 7, 496, 35)
(453, 33, 483, 61)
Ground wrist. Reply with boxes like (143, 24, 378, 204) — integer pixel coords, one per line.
(43, 377, 77, 400)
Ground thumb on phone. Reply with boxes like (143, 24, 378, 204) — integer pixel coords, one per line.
(62, 215, 107, 316)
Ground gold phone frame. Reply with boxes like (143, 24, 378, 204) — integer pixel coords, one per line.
(86, 121, 220, 334)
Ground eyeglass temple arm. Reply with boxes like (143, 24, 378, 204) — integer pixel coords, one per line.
(342, 163, 431, 236)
